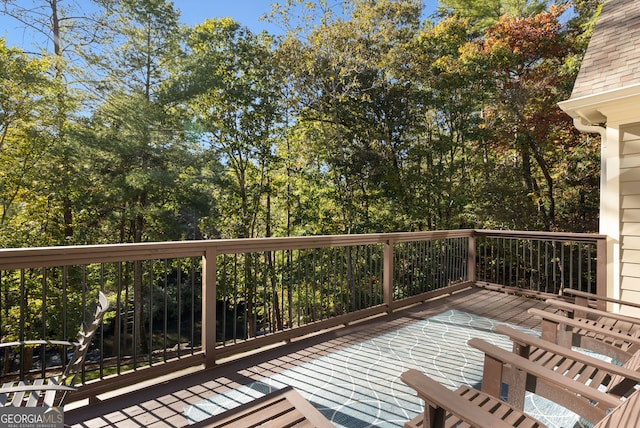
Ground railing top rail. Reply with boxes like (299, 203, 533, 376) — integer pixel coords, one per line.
(0, 230, 475, 269)
(473, 229, 606, 242)
(0, 229, 604, 270)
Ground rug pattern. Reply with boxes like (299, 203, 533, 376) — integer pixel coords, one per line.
(185, 309, 584, 427)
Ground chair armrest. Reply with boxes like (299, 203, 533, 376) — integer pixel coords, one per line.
(0, 340, 76, 349)
(529, 308, 640, 345)
(495, 325, 640, 383)
(0, 385, 76, 394)
(544, 299, 640, 325)
(400, 369, 513, 428)
(468, 337, 621, 409)
(563, 289, 640, 311)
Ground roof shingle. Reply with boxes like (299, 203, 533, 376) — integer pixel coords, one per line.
(571, 0, 640, 99)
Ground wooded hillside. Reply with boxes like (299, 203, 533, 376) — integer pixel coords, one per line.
(0, 0, 604, 248)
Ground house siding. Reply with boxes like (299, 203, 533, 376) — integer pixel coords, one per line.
(561, 0, 640, 312)
(620, 123, 640, 314)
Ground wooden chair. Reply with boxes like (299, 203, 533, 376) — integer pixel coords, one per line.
(496, 325, 640, 404)
(401, 368, 640, 428)
(402, 338, 625, 428)
(529, 305, 640, 362)
(188, 386, 334, 428)
(538, 288, 640, 361)
(0, 291, 109, 408)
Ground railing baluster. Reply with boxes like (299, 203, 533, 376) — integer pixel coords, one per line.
(176, 263, 182, 357)
(578, 243, 583, 291)
(148, 261, 153, 366)
(559, 240, 564, 291)
(19, 269, 25, 379)
(115, 262, 122, 374)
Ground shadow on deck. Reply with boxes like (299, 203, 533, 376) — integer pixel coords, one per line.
(65, 287, 554, 427)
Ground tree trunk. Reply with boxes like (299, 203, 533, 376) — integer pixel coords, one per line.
(526, 133, 555, 229)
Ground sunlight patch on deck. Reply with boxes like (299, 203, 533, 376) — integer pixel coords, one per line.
(184, 309, 583, 427)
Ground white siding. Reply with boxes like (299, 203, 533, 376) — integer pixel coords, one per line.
(620, 122, 640, 316)
(621, 168, 640, 181)
(622, 248, 640, 261)
(622, 210, 640, 222)
(621, 222, 640, 235)
(622, 181, 640, 195)
(621, 276, 640, 292)
(620, 290, 640, 317)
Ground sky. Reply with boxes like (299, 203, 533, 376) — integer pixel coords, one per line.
(176, 1, 284, 33)
(176, 1, 440, 31)
(1, 1, 441, 51)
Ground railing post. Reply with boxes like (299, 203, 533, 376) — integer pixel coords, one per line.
(596, 237, 607, 309)
(383, 239, 394, 312)
(468, 232, 476, 284)
(202, 247, 217, 368)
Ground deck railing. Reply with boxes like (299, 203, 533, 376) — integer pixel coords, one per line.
(473, 230, 606, 296)
(0, 229, 605, 401)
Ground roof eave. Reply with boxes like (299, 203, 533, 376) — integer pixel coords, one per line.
(558, 83, 640, 126)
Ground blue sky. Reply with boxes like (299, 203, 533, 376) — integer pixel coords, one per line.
(177, 1, 440, 31)
(176, 2, 282, 32)
(1, 1, 441, 50)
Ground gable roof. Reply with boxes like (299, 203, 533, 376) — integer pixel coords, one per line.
(571, 0, 640, 99)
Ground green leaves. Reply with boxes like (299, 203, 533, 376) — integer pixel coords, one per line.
(439, 0, 549, 31)
(0, 40, 60, 246)
(0, 0, 602, 246)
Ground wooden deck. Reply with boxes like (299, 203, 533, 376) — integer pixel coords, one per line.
(64, 287, 555, 427)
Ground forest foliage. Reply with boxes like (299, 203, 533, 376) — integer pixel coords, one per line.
(0, 0, 605, 249)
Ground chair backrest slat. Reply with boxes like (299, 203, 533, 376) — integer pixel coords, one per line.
(595, 389, 640, 428)
(60, 292, 110, 390)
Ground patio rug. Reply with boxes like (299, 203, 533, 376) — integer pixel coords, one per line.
(184, 309, 588, 427)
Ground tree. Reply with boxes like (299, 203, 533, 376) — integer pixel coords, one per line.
(85, 0, 205, 356)
(0, 0, 111, 244)
(275, 0, 426, 233)
(438, 0, 551, 30)
(88, 0, 189, 243)
(177, 18, 285, 239)
(0, 40, 58, 247)
(408, 16, 484, 229)
(169, 17, 288, 336)
(463, 5, 590, 230)
(0, 0, 605, 250)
